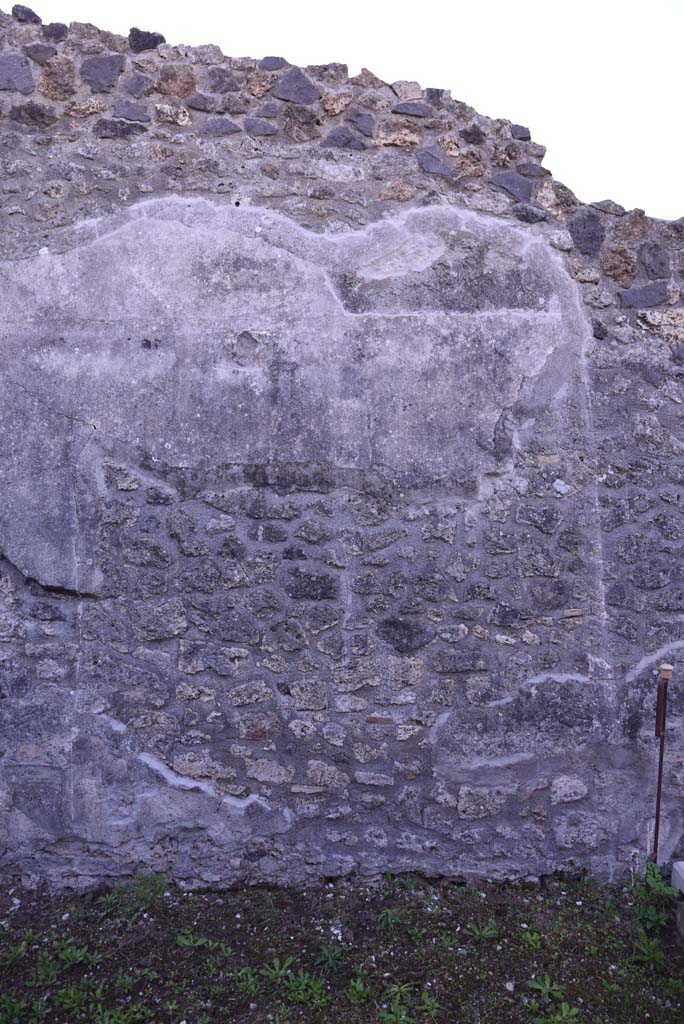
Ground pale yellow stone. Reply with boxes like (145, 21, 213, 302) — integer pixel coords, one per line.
(155, 103, 191, 126)
(638, 308, 684, 344)
(246, 70, 278, 98)
(321, 91, 353, 116)
(379, 180, 415, 202)
(66, 98, 106, 118)
(376, 119, 422, 149)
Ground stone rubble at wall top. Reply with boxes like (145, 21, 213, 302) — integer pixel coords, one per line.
(1, 4, 684, 889)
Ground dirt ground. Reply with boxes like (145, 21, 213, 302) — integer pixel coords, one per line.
(1, 869, 683, 1024)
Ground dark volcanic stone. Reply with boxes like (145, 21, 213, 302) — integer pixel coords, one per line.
(207, 67, 240, 93)
(416, 146, 452, 177)
(125, 72, 152, 97)
(567, 208, 605, 256)
(244, 116, 278, 137)
(459, 123, 485, 144)
(0, 54, 34, 93)
(493, 602, 531, 626)
(321, 125, 366, 150)
(23, 43, 56, 66)
(516, 162, 550, 178)
(260, 56, 287, 71)
(491, 171, 533, 203)
(203, 116, 241, 136)
(424, 88, 447, 107)
(619, 280, 669, 308)
(12, 4, 41, 23)
(249, 522, 288, 542)
(218, 537, 246, 561)
(80, 54, 126, 92)
(188, 92, 214, 111)
(283, 546, 306, 560)
(270, 619, 307, 651)
(433, 649, 487, 673)
(217, 95, 248, 116)
(345, 108, 374, 137)
(92, 118, 147, 139)
(512, 203, 547, 223)
(121, 537, 172, 569)
(256, 101, 279, 117)
(377, 616, 435, 654)
(528, 577, 570, 610)
(593, 320, 608, 340)
(285, 568, 339, 601)
(392, 100, 433, 117)
(113, 100, 150, 122)
(42, 22, 68, 42)
(129, 27, 166, 53)
(516, 504, 562, 534)
(638, 241, 670, 279)
(511, 123, 531, 140)
(273, 67, 321, 105)
(10, 99, 57, 126)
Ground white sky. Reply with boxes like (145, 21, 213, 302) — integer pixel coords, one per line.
(36, 0, 684, 221)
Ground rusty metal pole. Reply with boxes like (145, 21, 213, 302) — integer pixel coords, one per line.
(650, 662, 673, 864)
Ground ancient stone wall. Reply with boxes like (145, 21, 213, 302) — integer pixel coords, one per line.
(1, 4, 684, 886)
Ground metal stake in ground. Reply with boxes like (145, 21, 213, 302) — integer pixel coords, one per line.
(650, 662, 673, 864)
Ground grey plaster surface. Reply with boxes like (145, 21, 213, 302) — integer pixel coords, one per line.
(1, 199, 590, 593)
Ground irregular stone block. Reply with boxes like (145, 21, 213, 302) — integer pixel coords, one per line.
(491, 170, 533, 203)
(203, 116, 241, 135)
(260, 56, 287, 70)
(289, 678, 328, 710)
(42, 22, 68, 42)
(307, 760, 350, 788)
(322, 125, 366, 150)
(416, 145, 452, 176)
(128, 27, 166, 53)
(113, 99, 150, 122)
(125, 71, 153, 97)
(550, 776, 589, 804)
(38, 54, 75, 99)
(80, 54, 126, 92)
(93, 118, 147, 139)
(23, 43, 56, 66)
(511, 123, 531, 140)
(206, 67, 240, 93)
(12, 4, 41, 23)
(244, 116, 278, 137)
(457, 785, 514, 819)
(637, 308, 684, 343)
(432, 649, 487, 673)
(285, 569, 339, 601)
(459, 123, 486, 144)
(10, 100, 57, 126)
(639, 241, 670, 278)
(345, 108, 374, 137)
(273, 67, 321, 104)
(392, 100, 433, 117)
(155, 103, 190, 126)
(0, 54, 35, 93)
(377, 617, 435, 654)
(619, 280, 669, 308)
(157, 64, 195, 98)
(567, 208, 605, 256)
